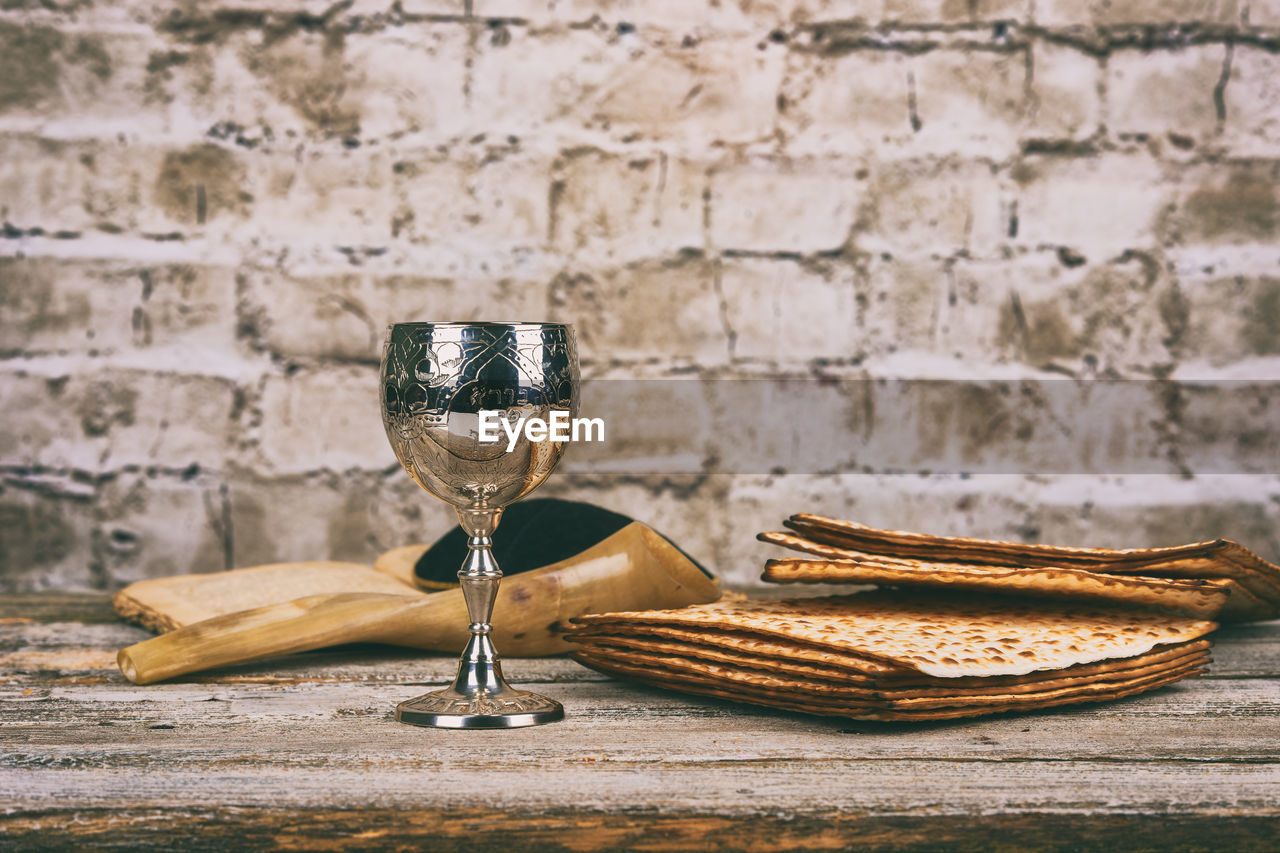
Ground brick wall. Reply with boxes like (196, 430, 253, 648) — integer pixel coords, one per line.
(2, 1, 1279, 591)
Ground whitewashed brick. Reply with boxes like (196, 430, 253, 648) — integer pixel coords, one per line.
(240, 269, 550, 361)
(94, 473, 229, 584)
(1107, 46, 1226, 142)
(909, 48, 1028, 157)
(265, 144, 551, 250)
(860, 255, 947, 356)
(170, 24, 469, 143)
(1252, 0, 1280, 25)
(566, 380, 719, 475)
(945, 251, 1183, 373)
(0, 135, 254, 236)
(0, 133, 549, 251)
(1178, 273, 1280, 365)
(469, 27, 783, 145)
(778, 49, 913, 155)
(395, 0, 465, 13)
(709, 157, 860, 252)
(1034, 0, 1241, 25)
(1165, 161, 1280, 246)
(228, 470, 436, 567)
(0, 135, 119, 232)
(550, 150, 703, 260)
(882, 0, 1027, 23)
(227, 474, 339, 566)
(446, 150, 555, 248)
(1180, 381, 1280, 477)
(1028, 42, 1102, 140)
(720, 256, 858, 362)
(362, 472, 451, 553)
(593, 36, 784, 144)
(0, 367, 238, 471)
(1025, 476, 1280, 554)
(291, 27, 470, 141)
(0, 23, 163, 134)
(0, 22, 469, 142)
(249, 146, 399, 246)
(941, 253, 1077, 366)
(785, 1, 887, 22)
(857, 158, 1006, 256)
(0, 257, 237, 356)
(0, 475, 97, 591)
(466, 28, 624, 138)
(1010, 152, 1171, 252)
(254, 365, 395, 474)
(1223, 46, 1280, 155)
(547, 255, 726, 364)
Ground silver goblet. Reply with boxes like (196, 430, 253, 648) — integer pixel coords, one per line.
(380, 321, 579, 728)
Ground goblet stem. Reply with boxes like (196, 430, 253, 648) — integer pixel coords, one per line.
(394, 507, 565, 728)
(452, 523, 506, 695)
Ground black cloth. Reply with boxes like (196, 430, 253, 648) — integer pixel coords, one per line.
(414, 498, 710, 588)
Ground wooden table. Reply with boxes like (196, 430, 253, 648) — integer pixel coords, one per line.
(3, 593, 1279, 851)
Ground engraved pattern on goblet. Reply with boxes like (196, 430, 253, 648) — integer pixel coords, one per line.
(382, 324, 578, 509)
(380, 322, 579, 729)
(398, 690, 559, 717)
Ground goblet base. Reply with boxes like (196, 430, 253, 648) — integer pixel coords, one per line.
(396, 687, 564, 729)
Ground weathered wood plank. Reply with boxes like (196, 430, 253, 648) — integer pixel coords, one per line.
(4, 756, 1280, 816)
(6, 678, 1280, 770)
(1, 809, 1277, 853)
(0, 593, 122, 624)
(3, 596, 1279, 683)
(2, 593, 1278, 851)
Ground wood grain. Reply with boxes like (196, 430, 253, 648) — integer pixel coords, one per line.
(2, 594, 1279, 851)
(4, 810, 1279, 853)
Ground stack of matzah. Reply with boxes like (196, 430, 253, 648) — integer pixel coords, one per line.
(565, 516, 1280, 720)
(565, 593, 1215, 720)
(760, 514, 1280, 623)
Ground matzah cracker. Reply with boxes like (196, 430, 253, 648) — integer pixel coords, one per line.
(762, 558, 1230, 618)
(568, 592, 1218, 678)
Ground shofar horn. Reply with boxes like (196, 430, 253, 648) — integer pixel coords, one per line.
(118, 522, 720, 685)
